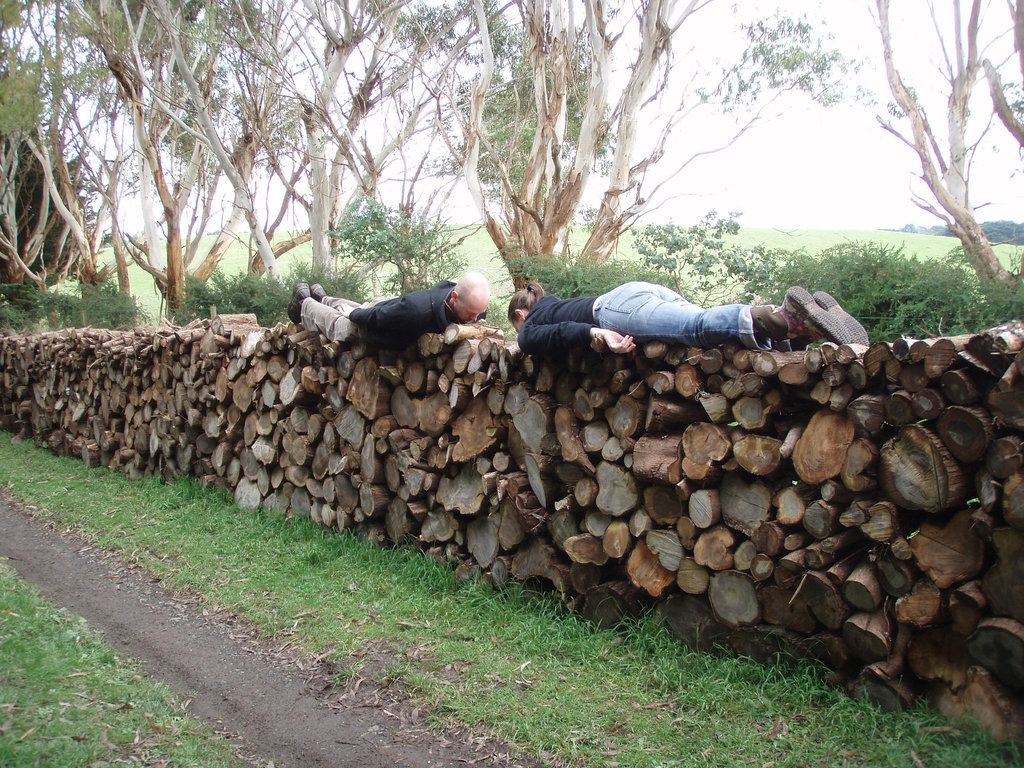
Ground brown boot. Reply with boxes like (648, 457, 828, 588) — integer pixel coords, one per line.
(752, 287, 868, 346)
(812, 290, 869, 345)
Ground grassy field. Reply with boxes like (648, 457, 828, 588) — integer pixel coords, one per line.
(1, 435, 1019, 768)
(117, 226, 1022, 323)
(0, 557, 247, 768)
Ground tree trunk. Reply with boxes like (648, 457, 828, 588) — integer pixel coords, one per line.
(876, 0, 1011, 282)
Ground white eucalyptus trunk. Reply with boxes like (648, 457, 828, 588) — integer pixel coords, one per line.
(307, 121, 334, 270)
(464, 0, 508, 253)
(982, 2, 1024, 148)
(460, 0, 691, 264)
(0, 142, 22, 271)
(876, 0, 1009, 281)
(303, 17, 349, 271)
(585, 0, 682, 260)
(154, 0, 282, 280)
(24, 137, 93, 274)
(130, 108, 166, 273)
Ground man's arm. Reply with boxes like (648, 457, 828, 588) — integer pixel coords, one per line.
(349, 294, 421, 334)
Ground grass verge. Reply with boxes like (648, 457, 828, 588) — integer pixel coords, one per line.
(0, 559, 249, 768)
(0, 434, 1020, 768)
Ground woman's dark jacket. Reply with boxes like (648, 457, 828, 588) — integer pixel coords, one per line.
(516, 294, 598, 356)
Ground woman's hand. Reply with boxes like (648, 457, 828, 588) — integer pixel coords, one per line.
(590, 327, 636, 354)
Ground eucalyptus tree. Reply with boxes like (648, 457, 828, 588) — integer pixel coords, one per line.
(75, 120, 136, 293)
(876, 0, 1014, 282)
(280, 0, 476, 271)
(0, 0, 114, 289)
(446, 0, 851, 273)
(213, 0, 314, 276)
(0, 137, 76, 288)
(146, 0, 322, 283)
(74, 0, 247, 310)
(0, 0, 49, 286)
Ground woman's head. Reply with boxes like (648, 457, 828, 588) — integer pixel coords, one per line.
(507, 281, 545, 331)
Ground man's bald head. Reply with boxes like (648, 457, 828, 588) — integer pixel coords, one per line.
(450, 270, 491, 322)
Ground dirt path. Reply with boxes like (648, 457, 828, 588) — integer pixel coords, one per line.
(0, 495, 535, 768)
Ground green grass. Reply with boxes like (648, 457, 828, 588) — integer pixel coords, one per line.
(727, 227, 1020, 266)
(0, 435, 1019, 767)
(0, 559, 248, 768)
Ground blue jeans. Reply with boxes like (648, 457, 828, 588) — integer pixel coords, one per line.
(592, 282, 766, 350)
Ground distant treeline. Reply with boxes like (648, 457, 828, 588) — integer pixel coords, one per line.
(891, 220, 1024, 245)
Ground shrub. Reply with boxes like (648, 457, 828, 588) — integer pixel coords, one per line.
(176, 262, 368, 327)
(626, 225, 1023, 338)
(505, 251, 664, 300)
(177, 271, 290, 326)
(0, 283, 43, 331)
(633, 213, 772, 304)
(72, 281, 146, 329)
(976, 270, 1024, 328)
(733, 241, 1021, 340)
(0, 281, 145, 332)
(331, 198, 467, 295)
(283, 261, 369, 305)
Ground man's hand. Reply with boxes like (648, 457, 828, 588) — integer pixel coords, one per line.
(590, 327, 635, 354)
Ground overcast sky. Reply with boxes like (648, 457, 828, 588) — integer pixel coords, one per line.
(643, 0, 1023, 230)
(194, 0, 1023, 236)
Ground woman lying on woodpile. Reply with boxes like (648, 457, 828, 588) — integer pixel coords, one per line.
(507, 281, 869, 357)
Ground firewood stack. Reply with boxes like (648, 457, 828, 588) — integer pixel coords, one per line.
(2, 314, 1023, 741)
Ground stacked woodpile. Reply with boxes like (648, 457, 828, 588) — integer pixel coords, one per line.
(2, 314, 1023, 741)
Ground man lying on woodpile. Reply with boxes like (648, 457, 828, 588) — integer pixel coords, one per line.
(288, 271, 491, 350)
(507, 281, 869, 357)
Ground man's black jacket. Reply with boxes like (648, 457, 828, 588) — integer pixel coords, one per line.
(348, 281, 456, 350)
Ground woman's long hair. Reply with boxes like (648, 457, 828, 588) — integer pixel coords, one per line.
(507, 281, 546, 324)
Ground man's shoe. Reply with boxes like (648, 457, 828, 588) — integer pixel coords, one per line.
(812, 290, 869, 345)
(775, 286, 864, 346)
(287, 283, 311, 324)
(310, 283, 327, 303)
